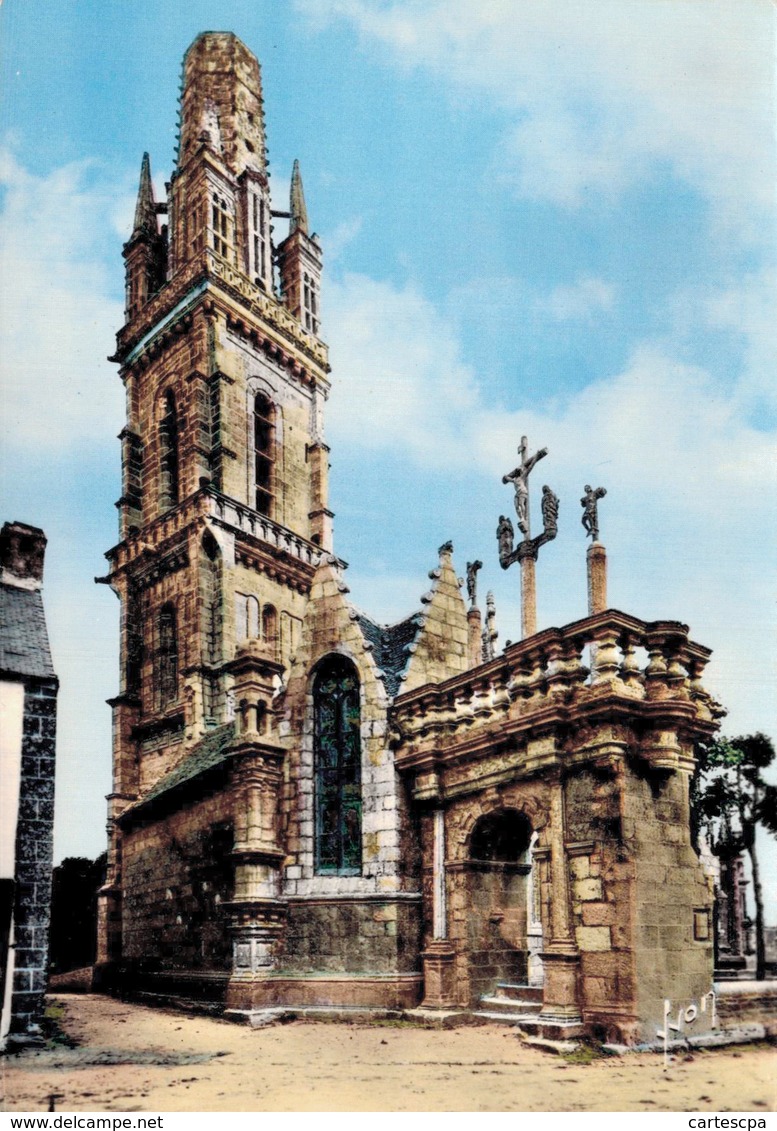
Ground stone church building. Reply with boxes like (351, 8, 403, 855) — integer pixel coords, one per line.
(98, 32, 723, 1045)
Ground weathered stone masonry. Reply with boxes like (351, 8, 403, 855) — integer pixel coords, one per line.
(98, 32, 723, 1044)
(392, 611, 720, 1042)
(0, 522, 58, 1046)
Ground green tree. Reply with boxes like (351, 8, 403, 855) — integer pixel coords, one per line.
(49, 853, 106, 974)
(695, 734, 777, 981)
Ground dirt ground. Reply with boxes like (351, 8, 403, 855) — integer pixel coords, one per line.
(1, 995, 775, 1113)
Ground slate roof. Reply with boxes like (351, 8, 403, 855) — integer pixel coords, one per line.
(142, 723, 236, 805)
(0, 583, 55, 680)
(353, 609, 422, 699)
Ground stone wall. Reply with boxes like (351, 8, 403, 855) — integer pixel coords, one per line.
(280, 896, 422, 975)
(442, 786, 550, 1008)
(629, 768, 714, 1040)
(121, 788, 234, 972)
(11, 680, 57, 1038)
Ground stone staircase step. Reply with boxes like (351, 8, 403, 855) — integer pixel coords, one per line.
(495, 983, 544, 1003)
(473, 1010, 535, 1025)
(479, 994, 540, 1015)
(521, 1035, 581, 1055)
(515, 1016, 585, 1041)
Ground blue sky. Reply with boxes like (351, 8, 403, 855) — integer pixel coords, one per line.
(1, 1, 775, 915)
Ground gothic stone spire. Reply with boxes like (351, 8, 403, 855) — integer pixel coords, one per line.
(132, 152, 158, 240)
(289, 159, 309, 235)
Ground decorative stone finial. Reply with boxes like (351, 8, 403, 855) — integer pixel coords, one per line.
(481, 591, 498, 661)
(581, 484, 607, 541)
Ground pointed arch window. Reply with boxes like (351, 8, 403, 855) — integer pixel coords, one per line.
(157, 603, 178, 707)
(160, 391, 179, 509)
(313, 656, 362, 875)
(253, 393, 274, 516)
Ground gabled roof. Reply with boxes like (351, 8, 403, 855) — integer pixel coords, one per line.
(0, 583, 55, 680)
(352, 608, 422, 699)
(142, 723, 235, 805)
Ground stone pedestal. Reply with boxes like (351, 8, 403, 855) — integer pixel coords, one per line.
(587, 542, 607, 614)
(224, 898, 288, 1016)
(420, 940, 458, 1008)
(467, 607, 482, 668)
(538, 947, 581, 1021)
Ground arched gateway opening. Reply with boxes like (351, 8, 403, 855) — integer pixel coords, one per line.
(465, 809, 543, 1003)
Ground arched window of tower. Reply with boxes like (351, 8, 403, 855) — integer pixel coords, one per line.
(253, 393, 274, 517)
(157, 603, 179, 707)
(159, 391, 179, 510)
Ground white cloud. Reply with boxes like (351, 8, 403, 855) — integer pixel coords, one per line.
(297, 0, 775, 230)
(325, 272, 480, 464)
(322, 216, 364, 263)
(326, 271, 777, 736)
(543, 276, 615, 321)
(0, 149, 127, 451)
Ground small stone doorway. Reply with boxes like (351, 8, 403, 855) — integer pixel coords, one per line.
(464, 809, 541, 1004)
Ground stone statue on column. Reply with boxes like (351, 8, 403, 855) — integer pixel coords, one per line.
(466, 560, 483, 608)
(581, 485, 607, 541)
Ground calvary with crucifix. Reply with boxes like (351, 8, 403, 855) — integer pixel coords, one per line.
(497, 435, 559, 638)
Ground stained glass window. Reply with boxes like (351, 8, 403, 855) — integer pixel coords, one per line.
(313, 656, 362, 874)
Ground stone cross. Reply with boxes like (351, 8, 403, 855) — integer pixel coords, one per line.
(502, 436, 548, 535)
(497, 436, 559, 638)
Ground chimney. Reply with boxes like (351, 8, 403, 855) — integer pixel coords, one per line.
(0, 522, 47, 590)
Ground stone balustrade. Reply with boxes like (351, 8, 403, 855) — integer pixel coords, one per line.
(392, 609, 722, 759)
(208, 492, 322, 568)
(106, 487, 322, 575)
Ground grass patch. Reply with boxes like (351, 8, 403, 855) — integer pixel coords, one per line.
(562, 1038, 616, 1064)
(42, 999, 78, 1048)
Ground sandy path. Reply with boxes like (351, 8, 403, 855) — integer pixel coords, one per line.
(1, 995, 775, 1113)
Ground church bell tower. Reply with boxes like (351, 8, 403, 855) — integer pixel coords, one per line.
(98, 32, 330, 964)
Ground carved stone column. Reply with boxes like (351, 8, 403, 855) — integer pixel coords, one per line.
(587, 542, 607, 614)
(420, 808, 458, 1009)
(467, 607, 482, 668)
(223, 640, 288, 1017)
(520, 554, 538, 639)
(538, 773, 581, 1023)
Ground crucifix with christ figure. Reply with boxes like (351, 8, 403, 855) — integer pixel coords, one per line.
(497, 435, 559, 639)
